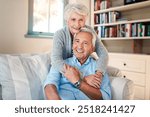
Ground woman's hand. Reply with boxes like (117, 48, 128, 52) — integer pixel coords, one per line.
(84, 71, 103, 89)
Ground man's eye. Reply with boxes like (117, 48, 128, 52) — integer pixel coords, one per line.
(79, 19, 83, 22)
(84, 42, 88, 45)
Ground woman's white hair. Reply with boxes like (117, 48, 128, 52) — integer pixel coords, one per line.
(74, 27, 96, 47)
(64, 3, 89, 21)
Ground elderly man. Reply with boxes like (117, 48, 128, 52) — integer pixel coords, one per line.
(44, 27, 111, 100)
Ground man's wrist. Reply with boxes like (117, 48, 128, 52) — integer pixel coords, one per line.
(74, 78, 82, 89)
(95, 70, 103, 76)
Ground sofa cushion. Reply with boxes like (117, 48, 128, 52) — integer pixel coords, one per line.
(0, 52, 51, 100)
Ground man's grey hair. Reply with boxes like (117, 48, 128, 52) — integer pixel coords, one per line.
(64, 3, 89, 21)
(74, 27, 96, 47)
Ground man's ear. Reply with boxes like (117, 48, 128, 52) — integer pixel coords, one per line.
(92, 46, 95, 52)
(90, 46, 95, 55)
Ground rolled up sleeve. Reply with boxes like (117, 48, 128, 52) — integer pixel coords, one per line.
(100, 73, 112, 100)
(43, 66, 61, 91)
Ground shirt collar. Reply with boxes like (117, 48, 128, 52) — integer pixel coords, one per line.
(72, 55, 92, 66)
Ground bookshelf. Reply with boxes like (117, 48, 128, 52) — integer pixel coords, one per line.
(91, 0, 150, 100)
(91, 0, 150, 54)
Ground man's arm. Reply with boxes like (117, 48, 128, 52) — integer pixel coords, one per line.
(77, 73, 111, 100)
(63, 64, 103, 100)
(44, 84, 61, 100)
(83, 71, 103, 88)
(43, 66, 61, 100)
(79, 80, 103, 100)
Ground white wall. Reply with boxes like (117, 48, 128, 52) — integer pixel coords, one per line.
(0, 0, 52, 54)
(0, 0, 90, 54)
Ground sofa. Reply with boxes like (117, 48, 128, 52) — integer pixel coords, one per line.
(0, 52, 134, 100)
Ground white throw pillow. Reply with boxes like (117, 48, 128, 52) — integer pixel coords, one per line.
(0, 52, 51, 100)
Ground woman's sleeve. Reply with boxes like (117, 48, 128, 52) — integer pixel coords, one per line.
(51, 30, 65, 73)
(87, 26, 109, 74)
(95, 35, 109, 74)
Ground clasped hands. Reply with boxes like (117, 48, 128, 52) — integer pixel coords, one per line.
(63, 64, 102, 88)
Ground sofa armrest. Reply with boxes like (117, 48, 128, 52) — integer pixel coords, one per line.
(107, 66, 122, 77)
(0, 84, 2, 100)
(110, 77, 134, 100)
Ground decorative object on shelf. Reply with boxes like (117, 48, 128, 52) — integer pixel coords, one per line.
(124, 0, 148, 5)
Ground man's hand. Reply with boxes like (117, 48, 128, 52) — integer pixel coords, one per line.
(84, 71, 103, 88)
(63, 64, 80, 84)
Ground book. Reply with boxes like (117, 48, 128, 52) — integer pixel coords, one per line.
(120, 24, 126, 37)
(94, 0, 101, 11)
(143, 22, 150, 36)
(132, 23, 137, 37)
(125, 23, 132, 37)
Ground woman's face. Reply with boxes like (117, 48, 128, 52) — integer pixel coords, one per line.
(67, 12, 86, 35)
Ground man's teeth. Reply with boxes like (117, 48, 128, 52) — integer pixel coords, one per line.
(77, 50, 83, 53)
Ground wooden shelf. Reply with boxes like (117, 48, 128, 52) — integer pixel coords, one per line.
(91, 0, 150, 54)
(101, 37, 150, 40)
(94, 0, 150, 14)
(94, 18, 150, 27)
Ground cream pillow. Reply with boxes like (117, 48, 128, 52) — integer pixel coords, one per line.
(0, 52, 51, 100)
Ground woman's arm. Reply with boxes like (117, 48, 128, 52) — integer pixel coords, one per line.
(95, 37, 109, 74)
(51, 27, 73, 73)
(84, 40, 108, 88)
(86, 25, 109, 74)
(51, 30, 66, 73)
(78, 26, 108, 88)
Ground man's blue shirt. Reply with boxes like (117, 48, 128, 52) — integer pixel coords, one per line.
(44, 55, 111, 100)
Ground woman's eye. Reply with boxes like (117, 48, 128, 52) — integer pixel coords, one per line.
(71, 18, 76, 21)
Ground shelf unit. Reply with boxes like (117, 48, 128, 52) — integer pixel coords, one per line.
(94, 0, 150, 14)
(91, 0, 150, 100)
(91, 0, 150, 53)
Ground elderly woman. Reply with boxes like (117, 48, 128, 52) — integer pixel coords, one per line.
(51, 3, 108, 88)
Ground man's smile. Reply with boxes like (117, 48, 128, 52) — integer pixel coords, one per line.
(76, 49, 83, 53)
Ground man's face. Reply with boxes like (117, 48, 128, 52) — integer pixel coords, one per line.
(73, 31, 94, 64)
(67, 12, 86, 35)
